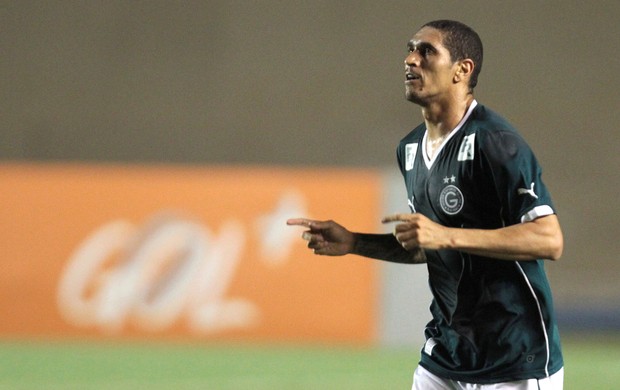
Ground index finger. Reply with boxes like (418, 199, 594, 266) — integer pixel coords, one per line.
(286, 218, 315, 227)
(381, 213, 414, 224)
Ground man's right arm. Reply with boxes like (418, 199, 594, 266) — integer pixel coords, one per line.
(353, 233, 427, 264)
(286, 218, 425, 264)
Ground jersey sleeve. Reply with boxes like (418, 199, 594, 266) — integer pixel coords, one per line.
(479, 130, 556, 225)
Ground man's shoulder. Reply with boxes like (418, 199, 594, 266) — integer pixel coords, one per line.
(468, 104, 535, 163)
(467, 104, 518, 135)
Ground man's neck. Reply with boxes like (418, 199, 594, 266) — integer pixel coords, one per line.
(421, 94, 475, 139)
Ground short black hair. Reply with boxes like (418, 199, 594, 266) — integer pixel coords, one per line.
(422, 20, 483, 90)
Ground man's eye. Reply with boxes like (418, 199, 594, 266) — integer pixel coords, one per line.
(407, 45, 433, 57)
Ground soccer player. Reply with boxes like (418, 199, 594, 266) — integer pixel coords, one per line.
(287, 20, 564, 389)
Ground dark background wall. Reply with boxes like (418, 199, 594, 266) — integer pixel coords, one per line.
(2, 1, 619, 319)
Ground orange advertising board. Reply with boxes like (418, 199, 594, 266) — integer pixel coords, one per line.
(0, 163, 381, 343)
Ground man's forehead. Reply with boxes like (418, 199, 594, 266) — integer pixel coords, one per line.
(409, 26, 444, 47)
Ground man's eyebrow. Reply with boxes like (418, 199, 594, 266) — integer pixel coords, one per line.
(407, 40, 437, 52)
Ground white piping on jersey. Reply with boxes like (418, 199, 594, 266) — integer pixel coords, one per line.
(518, 207, 554, 376)
(515, 262, 551, 378)
(422, 100, 478, 170)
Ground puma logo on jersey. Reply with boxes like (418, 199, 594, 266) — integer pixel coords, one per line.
(518, 182, 538, 199)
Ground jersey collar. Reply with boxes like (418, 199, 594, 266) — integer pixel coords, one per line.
(422, 100, 478, 169)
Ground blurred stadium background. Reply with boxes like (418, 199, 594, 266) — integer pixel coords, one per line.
(2, 1, 619, 388)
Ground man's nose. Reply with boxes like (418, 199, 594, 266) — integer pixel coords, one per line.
(405, 51, 420, 67)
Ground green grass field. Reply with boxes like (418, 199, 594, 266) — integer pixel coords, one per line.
(1, 333, 619, 389)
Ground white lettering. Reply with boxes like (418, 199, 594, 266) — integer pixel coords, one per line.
(56, 191, 309, 335)
(57, 220, 137, 332)
(186, 220, 259, 333)
(256, 190, 307, 265)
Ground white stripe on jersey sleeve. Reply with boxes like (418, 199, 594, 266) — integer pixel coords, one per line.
(521, 205, 554, 223)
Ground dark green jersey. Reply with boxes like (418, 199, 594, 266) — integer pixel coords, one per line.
(396, 102, 563, 383)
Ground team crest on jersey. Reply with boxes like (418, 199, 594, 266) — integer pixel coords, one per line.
(439, 184, 464, 215)
(458, 133, 475, 161)
(405, 143, 418, 171)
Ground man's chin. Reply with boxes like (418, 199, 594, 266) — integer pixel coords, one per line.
(405, 92, 426, 106)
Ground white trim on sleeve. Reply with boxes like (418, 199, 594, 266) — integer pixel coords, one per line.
(520, 205, 554, 223)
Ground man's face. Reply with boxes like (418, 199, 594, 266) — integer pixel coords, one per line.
(404, 27, 459, 106)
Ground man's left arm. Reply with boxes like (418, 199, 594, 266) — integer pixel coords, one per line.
(383, 213, 563, 261)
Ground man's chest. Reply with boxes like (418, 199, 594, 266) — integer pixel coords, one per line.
(402, 138, 496, 226)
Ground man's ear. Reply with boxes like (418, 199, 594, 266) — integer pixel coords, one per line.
(454, 59, 474, 84)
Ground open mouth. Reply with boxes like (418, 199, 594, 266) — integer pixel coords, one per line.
(405, 73, 421, 82)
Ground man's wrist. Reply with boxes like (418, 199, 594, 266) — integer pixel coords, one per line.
(351, 232, 361, 255)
